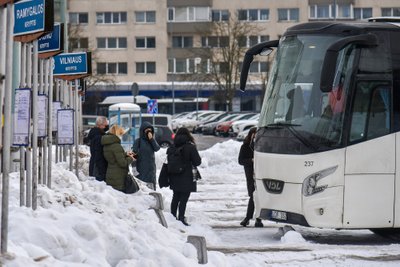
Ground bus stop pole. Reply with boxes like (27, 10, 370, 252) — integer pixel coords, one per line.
(47, 59, 53, 188)
(43, 59, 49, 186)
(74, 79, 79, 178)
(69, 82, 73, 172)
(32, 40, 39, 211)
(0, 7, 6, 172)
(1, 3, 14, 253)
(25, 43, 32, 208)
(38, 59, 44, 185)
(19, 43, 27, 206)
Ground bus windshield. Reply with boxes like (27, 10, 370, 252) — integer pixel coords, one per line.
(259, 34, 356, 153)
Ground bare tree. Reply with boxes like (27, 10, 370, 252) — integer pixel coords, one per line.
(67, 24, 116, 89)
(194, 15, 263, 111)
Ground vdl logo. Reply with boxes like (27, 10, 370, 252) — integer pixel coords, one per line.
(263, 179, 284, 194)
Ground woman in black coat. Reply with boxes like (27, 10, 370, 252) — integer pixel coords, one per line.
(167, 127, 201, 226)
(238, 127, 263, 227)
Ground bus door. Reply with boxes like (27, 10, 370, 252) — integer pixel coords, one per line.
(344, 82, 394, 228)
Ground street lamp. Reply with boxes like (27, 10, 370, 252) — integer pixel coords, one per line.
(195, 58, 201, 120)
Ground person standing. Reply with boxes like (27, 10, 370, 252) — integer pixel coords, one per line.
(238, 127, 263, 227)
(102, 125, 135, 192)
(168, 127, 201, 226)
(87, 116, 109, 181)
(132, 121, 160, 190)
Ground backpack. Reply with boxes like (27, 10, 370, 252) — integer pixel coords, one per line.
(167, 146, 185, 174)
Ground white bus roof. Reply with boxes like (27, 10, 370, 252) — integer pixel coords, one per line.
(109, 103, 141, 112)
(100, 95, 150, 105)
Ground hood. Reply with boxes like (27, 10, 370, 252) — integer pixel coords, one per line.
(139, 121, 154, 137)
(101, 134, 121, 145)
(173, 134, 191, 147)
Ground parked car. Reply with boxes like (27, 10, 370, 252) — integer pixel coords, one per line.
(154, 125, 175, 148)
(172, 110, 222, 131)
(236, 128, 250, 142)
(193, 112, 228, 133)
(175, 111, 222, 132)
(229, 114, 259, 137)
(216, 113, 257, 137)
(201, 113, 241, 135)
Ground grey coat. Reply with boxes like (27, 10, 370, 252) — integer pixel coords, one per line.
(132, 121, 160, 183)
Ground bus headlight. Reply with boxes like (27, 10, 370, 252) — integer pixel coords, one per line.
(302, 166, 338, 196)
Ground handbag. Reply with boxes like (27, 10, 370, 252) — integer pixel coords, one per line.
(158, 163, 170, 188)
(192, 166, 202, 181)
(124, 173, 140, 194)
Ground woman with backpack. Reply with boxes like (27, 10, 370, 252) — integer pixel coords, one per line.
(167, 127, 201, 226)
(238, 127, 263, 227)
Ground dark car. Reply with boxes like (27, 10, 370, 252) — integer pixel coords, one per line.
(201, 114, 240, 135)
(154, 126, 175, 148)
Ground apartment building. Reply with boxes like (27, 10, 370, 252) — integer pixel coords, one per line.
(67, 0, 400, 113)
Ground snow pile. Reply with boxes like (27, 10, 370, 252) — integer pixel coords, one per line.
(280, 230, 306, 244)
(4, 148, 230, 266)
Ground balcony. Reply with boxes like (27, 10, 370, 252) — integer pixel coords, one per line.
(167, 22, 212, 34)
(167, 0, 212, 7)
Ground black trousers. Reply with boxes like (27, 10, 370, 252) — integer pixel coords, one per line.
(171, 191, 191, 219)
(246, 194, 255, 219)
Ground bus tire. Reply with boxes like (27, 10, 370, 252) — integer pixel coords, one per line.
(370, 228, 400, 240)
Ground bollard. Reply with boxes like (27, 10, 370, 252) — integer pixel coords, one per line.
(149, 192, 167, 228)
(154, 209, 168, 228)
(149, 192, 164, 210)
(187, 235, 208, 264)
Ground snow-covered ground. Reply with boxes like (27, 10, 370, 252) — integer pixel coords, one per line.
(2, 140, 400, 266)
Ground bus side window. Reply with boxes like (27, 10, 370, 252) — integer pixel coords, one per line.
(349, 82, 391, 143)
(367, 87, 391, 139)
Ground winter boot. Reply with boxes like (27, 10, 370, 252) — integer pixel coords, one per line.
(255, 218, 264, 228)
(240, 217, 250, 227)
(179, 217, 190, 226)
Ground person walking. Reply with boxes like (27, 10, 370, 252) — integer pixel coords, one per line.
(102, 125, 135, 192)
(86, 116, 109, 181)
(132, 121, 160, 190)
(168, 127, 201, 226)
(238, 127, 263, 227)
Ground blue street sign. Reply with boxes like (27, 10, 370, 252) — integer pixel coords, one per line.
(147, 99, 158, 114)
(14, 0, 46, 36)
(38, 23, 61, 53)
(53, 52, 89, 76)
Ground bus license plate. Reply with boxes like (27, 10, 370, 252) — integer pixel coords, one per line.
(271, 210, 287, 221)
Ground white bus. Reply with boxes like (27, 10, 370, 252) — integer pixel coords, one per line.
(240, 20, 400, 237)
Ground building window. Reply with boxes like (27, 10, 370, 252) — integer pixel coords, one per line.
(278, 8, 299, 22)
(136, 62, 156, 74)
(337, 4, 352, 18)
(172, 36, 193, 48)
(354, 8, 372, 20)
(70, 38, 89, 50)
(168, 7, 210, 22)
(97, 62, 128, 75)
(382, 8, 400, 17)
(309, 4, 335, 19)
(135, 11, 156, 23)
(69, 12, 88, 24)
(238, 35, 269, 48)
(249, 61, 268, 73)
(212, 10, 229, 21)
(201, 36, 229, 48)
(135, 37, 156, 48)
(96, 12, 127, 24)
(168, 58, 195, 73)
(97, 37, 127, 49)
(238, 9, 269, 21)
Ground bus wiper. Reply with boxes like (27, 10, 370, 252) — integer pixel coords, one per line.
(265, 122, 301, 128)
(265, 122, 318, 151)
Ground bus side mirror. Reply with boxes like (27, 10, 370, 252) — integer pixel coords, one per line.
(240, 40, 279, 92)
(320, 34, 378, 92)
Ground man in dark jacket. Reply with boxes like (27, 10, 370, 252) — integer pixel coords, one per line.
(87, 116, 109, 181)
(132, 121, 160, 189)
